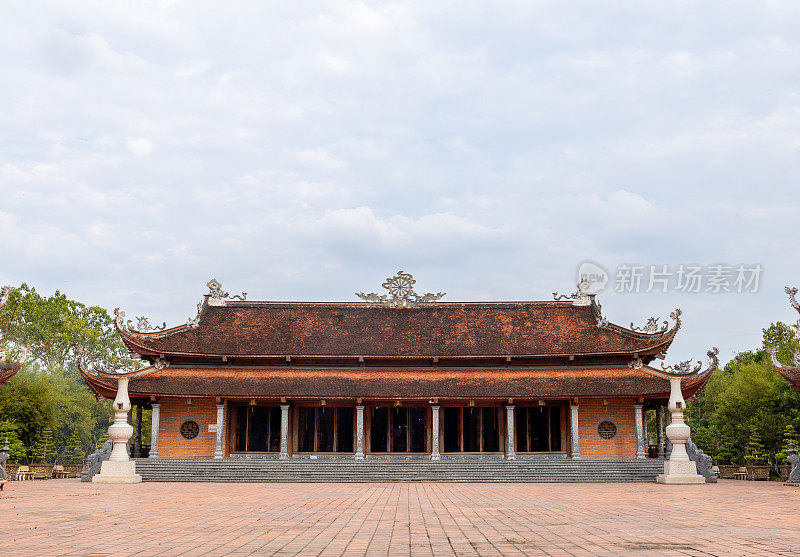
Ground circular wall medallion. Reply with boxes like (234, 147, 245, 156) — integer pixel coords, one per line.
(597, 421, 617, 440)
(180, 420, 200, 440)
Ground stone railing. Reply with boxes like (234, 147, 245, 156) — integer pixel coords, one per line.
(81, 439, 113, 482)
(686, 438, 716, 483)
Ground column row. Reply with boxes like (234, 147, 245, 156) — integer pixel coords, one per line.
(150, 401, 588, 460)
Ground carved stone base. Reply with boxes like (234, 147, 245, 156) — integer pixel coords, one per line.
(657, 460, 705, 484)
(92, 460, 142, 484)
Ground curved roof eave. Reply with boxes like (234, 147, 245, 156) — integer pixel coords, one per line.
(0, 362, 22, 387)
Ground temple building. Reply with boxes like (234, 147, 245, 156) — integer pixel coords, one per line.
(768, 286, 800, 391)
(81, 273, 714, 463)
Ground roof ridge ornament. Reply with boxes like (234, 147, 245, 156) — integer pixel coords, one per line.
(113, 308, 166, 334)
(553, 279, 592, 306)
(187, 300, 203, 329)
(0, 286, 14, 309)
(356, 271, 445, 308)
(206, 278, 247, 307)
(0, 345, 29, 365)
(786, 286, 799, 313)
(594, 300, 609, 328)
(630, 316, 669, 334)
(669, 308, 682, 331)
(659, 346, 719, 377)
(767, 346, 800, 371)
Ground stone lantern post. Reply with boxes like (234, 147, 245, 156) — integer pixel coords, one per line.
(657, 375, 704, 484)
(93, 377, 142, 483)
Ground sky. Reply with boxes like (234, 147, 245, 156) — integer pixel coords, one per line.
(2, 1, 800, 366)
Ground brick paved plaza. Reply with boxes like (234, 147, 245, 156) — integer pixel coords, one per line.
(2, 479, 799, 556)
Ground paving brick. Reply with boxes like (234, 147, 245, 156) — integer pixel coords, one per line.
(1, 480, 799, 556)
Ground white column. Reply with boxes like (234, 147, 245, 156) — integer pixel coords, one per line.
(430, 405, 441, 460)
(149, 403, 160, 459)
(657, 377, 703, 484)
(570, 403, 581, 459)
(506, 405, 516, 460)
(279, 404, 290, 460)
(214, 403, 225, 459)
(634, 403, 646, 459)
(93, 377, 141, 483)
(355, 405, 365, 460)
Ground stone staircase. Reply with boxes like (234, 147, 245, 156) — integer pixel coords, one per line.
(134, 458, 664, 483)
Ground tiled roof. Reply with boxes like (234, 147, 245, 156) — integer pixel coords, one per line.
(773, 366, 800, 391)
(118, 301, 678, 360)
(0, 362, 21, 387)
(81, 365, 690, 400)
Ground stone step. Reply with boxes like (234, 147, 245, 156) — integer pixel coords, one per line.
(133, 459, 663, 482)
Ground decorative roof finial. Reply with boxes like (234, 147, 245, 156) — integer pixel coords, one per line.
(786, 286, 799, 314)
(356, 271, 445, 308)
(206, 279, 247, 307)
(669, 308, 682, 330)
(0, 286, 14, 309)
(659, 346, 718, 377)
(767, 346, 800, 371)
(553, 279, 592, 307)
(630, 316, 669, 334)
(113, 308, 166, 333)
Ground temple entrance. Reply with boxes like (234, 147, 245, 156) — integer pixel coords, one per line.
(369, 406, 427, 453)
(231, 404, 281, 452)
(442, 406, 500, 453)
(515, 406, 562, 452)
(297, 406, 354, 452)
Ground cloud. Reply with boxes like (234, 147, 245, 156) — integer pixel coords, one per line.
(1, 2, 799, 364)
(295, 148, 348, 170)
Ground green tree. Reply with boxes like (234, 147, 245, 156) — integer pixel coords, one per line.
(776, 424, 799, 464)
(0, 283, 132, 463)
(687, 321, 800, 466)
(34, 424, 57, 463)
(0, 420, 26, 462)
(0, 283, 132, 370)
(744, 424, 766, 465)
(63, 431, 85, 465)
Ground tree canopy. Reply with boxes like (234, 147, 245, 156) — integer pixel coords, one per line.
(687, 321, 800, 467)
(0, 284, 135, 464)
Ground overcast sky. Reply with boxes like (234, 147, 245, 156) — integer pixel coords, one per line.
(2, 1, 800, 365)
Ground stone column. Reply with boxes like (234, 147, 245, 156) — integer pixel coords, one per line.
(279, 404, 290, 460)
(93, 377, 142, 483)
(133, 405, 142, 458)
(149, 403, 160, 459)
(665, 409, 672, 458)
(355, 405, 365, 460)
(214, 403, 225, 459)
(430, 405, 441, 460)
(634, 403, 646, 459)
(506, 405, 516, 460)
(657, 377, 703, 484)
(570, 403, 581, 459)
(657, 405, 665, 458)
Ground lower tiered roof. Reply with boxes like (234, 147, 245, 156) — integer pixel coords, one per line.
(81, 364, 711, 401)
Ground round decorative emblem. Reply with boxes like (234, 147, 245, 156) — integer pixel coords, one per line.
(383, 271, 416, 299)
(597, 421, 617, 440)
(180, 420, 200, 440)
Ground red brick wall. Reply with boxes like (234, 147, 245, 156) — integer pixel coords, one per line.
(577, 398, 640, 459)
(158, 398, 218, 458)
